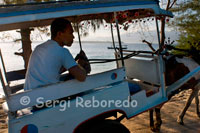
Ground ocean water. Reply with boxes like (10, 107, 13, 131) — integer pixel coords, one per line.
(0, 41, 158, 96)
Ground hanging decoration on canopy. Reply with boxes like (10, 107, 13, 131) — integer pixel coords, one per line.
(76, 8, 171, 38)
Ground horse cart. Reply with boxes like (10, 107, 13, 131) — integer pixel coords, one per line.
(0, 0, 199, 133)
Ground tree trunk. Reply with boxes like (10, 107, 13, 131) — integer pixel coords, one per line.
(20, 28, 32, 69)
(160, 18, 166, 46)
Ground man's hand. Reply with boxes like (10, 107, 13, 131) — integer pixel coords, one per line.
(77, 58, 91, 74)
(75, 50, 91, 74)
(59, 66, 67, 74)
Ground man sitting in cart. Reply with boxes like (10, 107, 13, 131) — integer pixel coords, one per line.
(24, 18, 89, 90)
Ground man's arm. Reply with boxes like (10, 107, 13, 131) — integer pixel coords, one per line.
(68, 65, 86, 82)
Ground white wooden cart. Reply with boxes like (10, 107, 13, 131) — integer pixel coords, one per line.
(0, 0, 199, 133)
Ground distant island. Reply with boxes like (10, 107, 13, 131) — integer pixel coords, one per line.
(74, 40, 124, 43)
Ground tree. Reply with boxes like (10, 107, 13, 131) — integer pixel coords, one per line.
(3, 0, 37, 69)
(19, 28, 33, 68)
(2, 0, 100, 69)
(159, 0, 178, 46)
(170, 0, 200, 51)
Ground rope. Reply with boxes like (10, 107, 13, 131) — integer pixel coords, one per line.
(88, 50, 155, 64)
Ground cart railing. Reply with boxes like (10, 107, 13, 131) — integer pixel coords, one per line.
(5, 67, 126, 112)
(166, 66, 200, 95)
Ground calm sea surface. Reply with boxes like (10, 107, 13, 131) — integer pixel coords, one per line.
(0, 41, 158, 96)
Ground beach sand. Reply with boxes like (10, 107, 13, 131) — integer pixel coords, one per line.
(0, 98, 7, 133)
(0, 89, 199, 133)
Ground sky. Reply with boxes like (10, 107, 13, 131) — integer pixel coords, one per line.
(69, 19, 179, 44)
(78, 24, 179, 44)
(0, 19, 180, 45)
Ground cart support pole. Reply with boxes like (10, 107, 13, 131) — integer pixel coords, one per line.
(0, 49, 6, 78)
(0, 69, 9, 98)
(155, 18, 166, 97)
(0, 49, 9, 97)
(76, 23, 82, 51)
(110, 23, 117, 53)
(114, 12, 124, 67)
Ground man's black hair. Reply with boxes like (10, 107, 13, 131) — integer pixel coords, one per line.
(51, 18, 71, 39)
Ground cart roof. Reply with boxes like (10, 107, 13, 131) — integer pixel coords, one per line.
(0, 0, 172, 31)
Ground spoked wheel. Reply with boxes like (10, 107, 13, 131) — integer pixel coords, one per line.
(86, 120, 130, 133)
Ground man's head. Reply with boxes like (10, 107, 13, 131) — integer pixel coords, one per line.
(51, 18, 74, 47)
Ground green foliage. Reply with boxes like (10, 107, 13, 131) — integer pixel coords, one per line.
(73, 19, 104, 37)
(170, 0, 200, 54)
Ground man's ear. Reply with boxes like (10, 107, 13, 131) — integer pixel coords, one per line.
(56, 31, 63, 40)
(57, 31, 62, 36)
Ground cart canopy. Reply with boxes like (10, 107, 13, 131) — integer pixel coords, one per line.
(0, 0, 173, 31)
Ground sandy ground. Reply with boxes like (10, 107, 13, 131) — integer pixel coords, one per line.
(0, 89, 200, 133)
(0, 98, 7, 133)
(122, 89, 200, 133)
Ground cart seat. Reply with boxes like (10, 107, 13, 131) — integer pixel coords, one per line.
(6, 69, 26, 82)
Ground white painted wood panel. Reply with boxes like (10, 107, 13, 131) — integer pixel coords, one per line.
(7, 68, 126, 112)
(118, 57, 161, 85)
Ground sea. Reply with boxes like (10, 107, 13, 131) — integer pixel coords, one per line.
(0, 41, 158, 96)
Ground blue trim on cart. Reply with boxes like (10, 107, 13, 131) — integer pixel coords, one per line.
(0, 1, 157, 18)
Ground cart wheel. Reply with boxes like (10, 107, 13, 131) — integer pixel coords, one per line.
(87, 120, 130, 133)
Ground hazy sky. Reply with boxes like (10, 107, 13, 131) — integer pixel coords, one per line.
(0, 21, 179, 45)
(74, 20, 179, 44)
